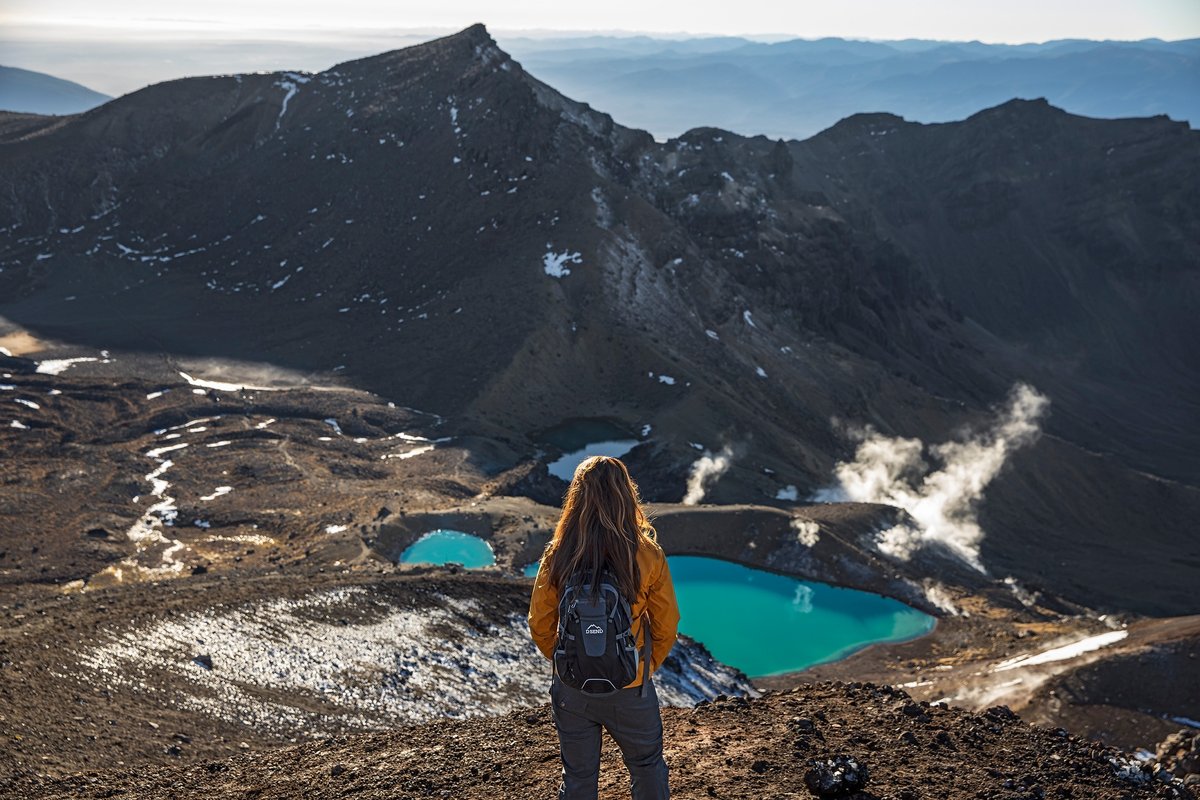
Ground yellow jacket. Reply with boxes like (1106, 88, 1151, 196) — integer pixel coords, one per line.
(527, 539, 680, 688)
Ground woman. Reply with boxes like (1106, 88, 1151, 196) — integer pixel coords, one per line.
(528, 455, 680, 800)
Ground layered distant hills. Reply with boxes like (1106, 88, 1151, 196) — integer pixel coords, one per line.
(6, 32, 1198, 134)
(499, 34, 1200, 138)
(0, 65, 110, 115)
(0, 25, 1197, 615)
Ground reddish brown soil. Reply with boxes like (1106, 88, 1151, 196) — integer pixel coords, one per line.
(12, 683, 1188, 800)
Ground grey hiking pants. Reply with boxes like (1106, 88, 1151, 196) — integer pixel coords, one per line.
(549, 675, 670, 800)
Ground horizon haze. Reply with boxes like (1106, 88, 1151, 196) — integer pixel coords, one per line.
(3, 0, 1199, 96)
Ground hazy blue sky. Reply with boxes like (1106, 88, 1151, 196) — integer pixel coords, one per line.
(2, 0, 1197, 95)
(6, 0, 1198, 40)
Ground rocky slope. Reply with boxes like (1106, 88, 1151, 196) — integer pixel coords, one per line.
(0, 565, 750, 782)
(12, 683, 1194, 800)
(1, 25, 1196, 619)
(1, 359, 1197, 784)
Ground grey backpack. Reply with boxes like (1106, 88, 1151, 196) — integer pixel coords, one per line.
(553, 565, 651, 696)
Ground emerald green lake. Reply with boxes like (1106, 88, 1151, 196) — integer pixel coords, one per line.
(399, 529, 495, 569)
(666, 555, 934, 676)
(522, 554, 933, 676)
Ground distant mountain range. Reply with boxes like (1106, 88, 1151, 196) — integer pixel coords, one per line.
(0, 25, 1197, 616)
(6, 33, 1198, 136)
(498, 34, 1200, 138)
(0, 65, 110, 115)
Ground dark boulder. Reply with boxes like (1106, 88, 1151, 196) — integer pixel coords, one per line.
(804, 754, 870, 797)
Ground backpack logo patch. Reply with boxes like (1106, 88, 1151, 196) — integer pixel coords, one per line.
(585, 624, 604, 635)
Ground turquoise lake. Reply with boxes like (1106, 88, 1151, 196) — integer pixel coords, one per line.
(524, 554, 934, 677)
(667, 555, 934, 676)
(399, 529, 495, 569)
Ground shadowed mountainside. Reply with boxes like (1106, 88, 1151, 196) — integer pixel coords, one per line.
(0, 24, 1197, 619)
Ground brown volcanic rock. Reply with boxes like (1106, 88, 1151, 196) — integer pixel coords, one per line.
(1157, 729, 1200, 786)
(1019, 620, 1200, 751)
(12, 683, 1191, 800)
(0, 566, 752, 783)
(0, 369, 463, 587)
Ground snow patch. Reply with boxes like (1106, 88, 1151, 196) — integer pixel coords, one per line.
(543, 249, 582, 278)
(992, 630, 1128, 672)
(178, 371, 281, 393)
(382, 444, 436, 460)
(1168, 715, 1200, 730)
(66, 586, 751, 735)
(146, 442, 189, 459)
(274, 72, 310, 131)
(36, 356, 103, 375)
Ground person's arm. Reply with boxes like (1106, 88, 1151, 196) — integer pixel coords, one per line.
(527, 562, 558, 660)
(645, 553, 680, 673)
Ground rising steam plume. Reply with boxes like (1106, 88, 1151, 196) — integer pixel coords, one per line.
(683, 444, 737, 505)
(814, 383, 1049, 573)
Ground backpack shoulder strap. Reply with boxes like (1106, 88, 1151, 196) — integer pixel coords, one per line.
(639, 611, 652, 697)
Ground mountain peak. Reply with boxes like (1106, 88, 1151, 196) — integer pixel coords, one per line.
(322, 22, 504, 80)
(816, 111, 909, 140)
(419, 22, 496, 53)
(965, 96, 1064, 122)
(454, 22, 491, 42)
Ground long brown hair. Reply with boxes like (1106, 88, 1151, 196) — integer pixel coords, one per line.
(540, 455, 657, 601)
